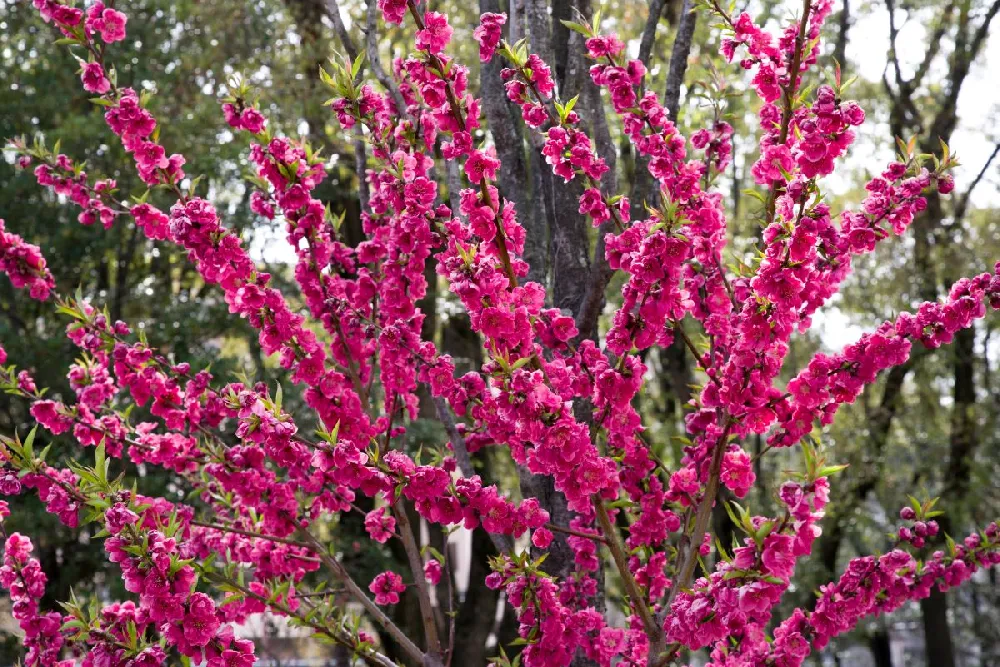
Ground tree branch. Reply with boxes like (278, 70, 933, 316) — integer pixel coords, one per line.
(211, 571, 397, 667)
(909, 0, 956, 92)
(392, 499, 444, 662)
(638, 0, 667, 72)
(955, 142, 1000, 221)
(573, 225, 615, 341)
(324, 0, 360, 62)
(303, 530, 431, 666)
(365, 0, 408, 115)
(664, 0, 697, 123)
(968, 0, 1000, 65)
(666, 421, 731, 610)
(595, 499, 665, 656)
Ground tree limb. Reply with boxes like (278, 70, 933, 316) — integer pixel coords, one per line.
(365, 0, 408, 115)
(664, 0, 697, 123)
(955, 142, 1000, 222)
(323, 0, 360, 62)
(638, 0, 667, 71)
(303, 530, 432, 666)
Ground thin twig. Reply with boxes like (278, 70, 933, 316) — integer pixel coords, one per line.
(594, 499, 665, 653)
(393, 499, 444, 660)
(302, 530, 430, 665)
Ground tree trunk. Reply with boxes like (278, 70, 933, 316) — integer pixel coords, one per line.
(869, 626, 893, 667)
(920, 589, 955, 667)
(479, 0, 547, 285)
(453, 524, 504, 666)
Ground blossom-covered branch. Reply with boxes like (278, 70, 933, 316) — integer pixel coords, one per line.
(0, 0, 995, 666)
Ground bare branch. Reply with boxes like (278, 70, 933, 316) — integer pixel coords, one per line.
(955, 142, 1000, 221)
(213, 572, 397, 667)
(509, 0, 524, 43)
(324, 0, 360, 62)
(885, 0, 904, 88)
(365, 0, 409, 115)
(303, 530, 431, 665)
(574, 224, 614, 341)
(969, 0, 1000, 66)
(832, 0, 849, 71)
(392, 500, 444, 662)
(909, 0, 956, 91)
(638, 0, 667, 70)
(664, 0, 697, 123)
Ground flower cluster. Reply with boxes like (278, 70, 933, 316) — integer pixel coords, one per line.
(104, 502, 254, 665)
(666, 476, 829, 650)
(0, 531, 70, 667)
(0, 218, 55, 300)
(473, 12, 506, 62)
(719, 522, 1000, 666)
(370, 570, 406, 605)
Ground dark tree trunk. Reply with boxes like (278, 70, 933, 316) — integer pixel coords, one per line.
(869, 627, 893, 667)
(663, 0, 696, 123)
(833, 0, 850, 72)
(453, 525, 504, 666)
(921, 589, 955, 667)
(479, 0, 547, 285)
(549, 0, 592, 315)
(945, 326, 976, 489)
(918, 310, 977, 667)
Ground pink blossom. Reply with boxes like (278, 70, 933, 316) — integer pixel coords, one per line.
(416, 12, 452, 55)
(5, 2, 996, 666)
(761, 533, 796, 580)
(369, 571, 405, 605)
(364, 507, 396, 543)
(377, 0, 407, 25)
(474, 13, 506, 62)
(465, 148, 501, 183)
(424, 559, 443, 585)
(80, 62, 110, 94)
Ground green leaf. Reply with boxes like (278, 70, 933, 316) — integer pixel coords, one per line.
(724, 501, 746, 535)
(816, 463, 849, 477)
(559, 20, 592, 37)
(511, 357, 532, 370)
(754, 520, 774, 545)
(94, 440, 107, 484)
(563, 94, 579, 116)
(23, 426, 37, 460)
(351, 51, 366, 79)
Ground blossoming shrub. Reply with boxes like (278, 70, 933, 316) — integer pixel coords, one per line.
(0, 0, 998, 666)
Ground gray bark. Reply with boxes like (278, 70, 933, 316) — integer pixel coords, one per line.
(479, 0, 548, 286)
